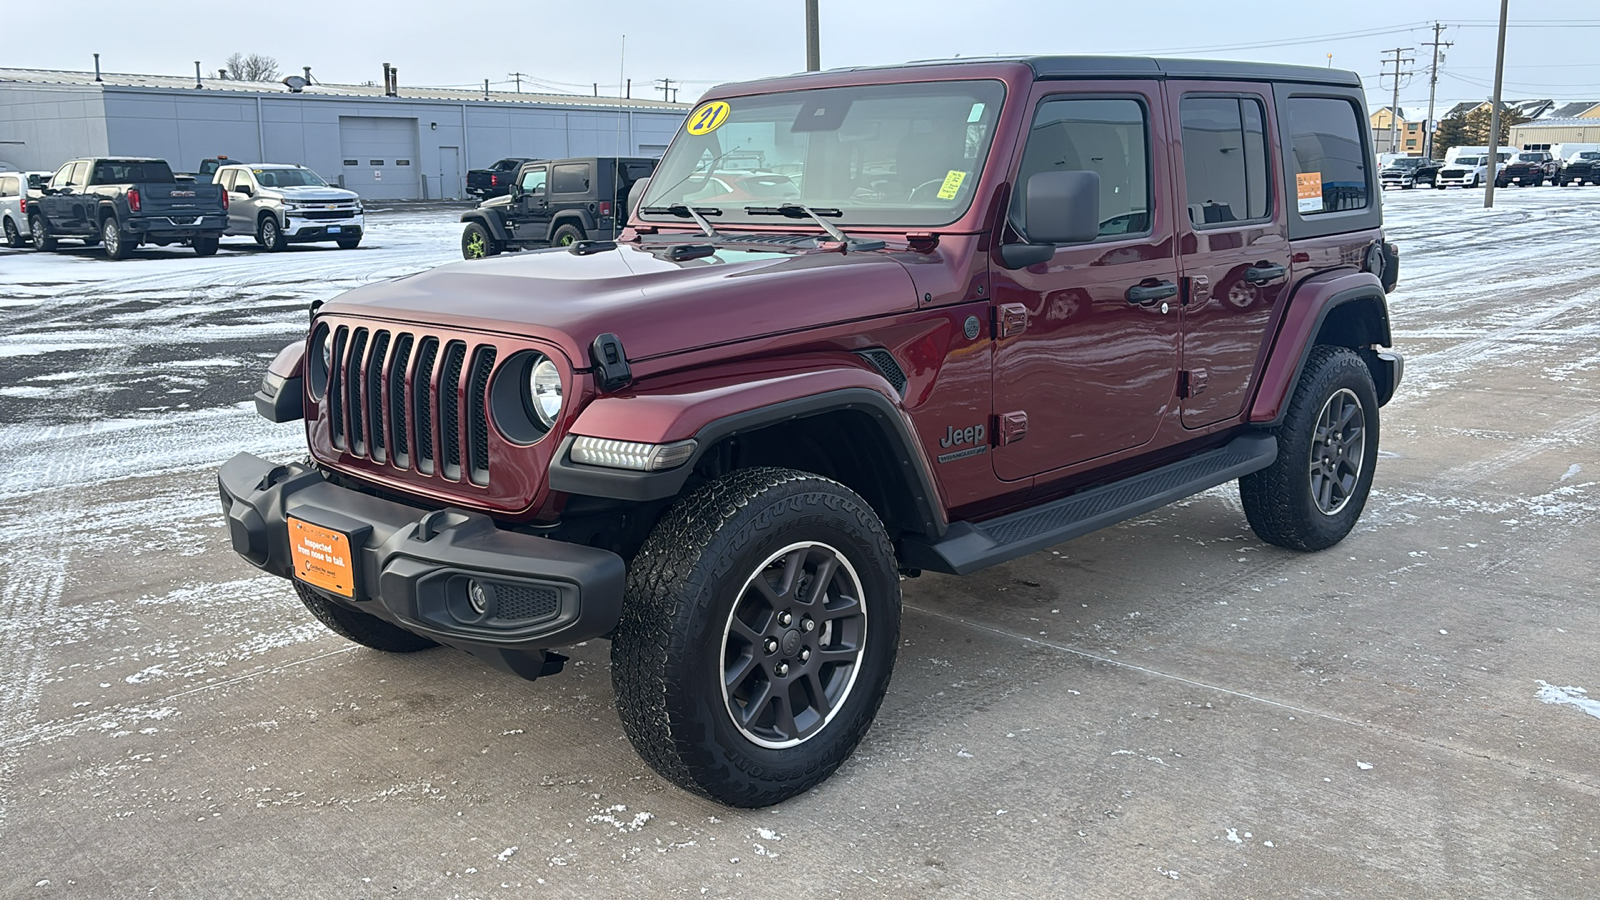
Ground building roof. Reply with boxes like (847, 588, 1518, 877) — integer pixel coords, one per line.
(1511, 117, 1600, 131)
(1548, 101, 1600, 119)
(1442, 98, 1555, 120)
(0, 67, 691, 111)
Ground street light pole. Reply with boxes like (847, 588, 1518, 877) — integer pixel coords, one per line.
(1484, 0, 1509, 208)
(805, 0, 820, 72)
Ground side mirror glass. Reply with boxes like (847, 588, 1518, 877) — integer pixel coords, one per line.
(999, 170, 1101, 269)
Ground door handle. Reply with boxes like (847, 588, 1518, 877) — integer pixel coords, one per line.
(1125, 281, 1178, 305)
(1244, 264, 1287, 285)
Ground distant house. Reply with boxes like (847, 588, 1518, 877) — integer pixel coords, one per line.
(1440, 99, 1556, 122)
(1546, 101, 1600, 120)
(1370, 106, 1428, 155)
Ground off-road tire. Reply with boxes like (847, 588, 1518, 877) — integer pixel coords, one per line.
(1240, 345, 1380, 552)
(551, 223, 584, 247)
(102, 217, 129, 259)
(3, 218, 22, 248)
(259, 215, 287, 251)
(336, 236, 361, 250)
(293, 582, 438, 652)
(30, 213, 56, 251)
(192, 236, 219, 257)
(461, 222, 499, 259)
(611, 467, 901, 807)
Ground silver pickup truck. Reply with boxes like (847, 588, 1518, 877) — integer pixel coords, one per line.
(214, 163, 364, 250)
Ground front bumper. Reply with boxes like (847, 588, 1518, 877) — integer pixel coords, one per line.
(218, 452, 626, 677)
(284, 213, 364, 240)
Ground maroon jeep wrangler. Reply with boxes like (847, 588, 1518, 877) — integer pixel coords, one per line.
(222, 56, 1401, 807)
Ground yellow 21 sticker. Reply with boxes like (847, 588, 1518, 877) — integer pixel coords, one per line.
(686, 101, 731, 135)
(936, 170, 967, 200)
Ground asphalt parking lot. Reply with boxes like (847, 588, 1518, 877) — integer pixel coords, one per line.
(1, 188, 1596, 898)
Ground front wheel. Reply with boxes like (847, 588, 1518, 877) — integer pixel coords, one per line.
(336, 236, 361, 250)
(259, 216, 287, 251)
(551, 223, 584, 247)
(1240, 346, 1380, 552)
(612, 467, 901, 807)
(102, 217, 129, 259)
(461, 221, 500, 259)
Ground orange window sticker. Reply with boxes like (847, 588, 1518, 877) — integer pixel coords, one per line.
(686, 101, 731, 136)
(936, 170, 967, 200)
(1296, 172, 1324, 214)
(288, 518, 356, 598)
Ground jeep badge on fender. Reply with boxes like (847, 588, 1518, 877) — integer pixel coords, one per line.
(221, 54, 1401, 809)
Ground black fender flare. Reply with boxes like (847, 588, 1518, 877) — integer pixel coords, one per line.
(460, 210, 510, 243)
(548, 387, 946, 539)
(545, 209, 596, 241)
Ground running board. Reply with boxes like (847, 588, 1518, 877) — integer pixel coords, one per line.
(901, 434, 1278, 576)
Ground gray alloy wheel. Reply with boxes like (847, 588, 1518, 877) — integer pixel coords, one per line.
(259, 215, 287, 251)
(3, 217, 21, 248)
(102, 217, 128, 259)
(1309, 388, 1367, 516)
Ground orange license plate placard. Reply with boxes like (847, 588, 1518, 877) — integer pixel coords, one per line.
(287, 517, 356, 598)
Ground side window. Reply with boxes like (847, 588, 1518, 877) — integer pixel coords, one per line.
(49, 164, 74, 190)
(1180, 96, 1271, 226)
(1012, 97, 1150, 239)
(519, 167, 548, 193)
(217, 169, 237, 191)
(0, 176, 15, 197)
(551, 163, 591, 194)
(68, 162, 90, 187)
(1285, 97, 1369, 214)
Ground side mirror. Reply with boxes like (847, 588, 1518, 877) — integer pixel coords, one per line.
(509, 182, 523, 199)
(999, 170, 1101, 270)
(236, 185, 253, 197)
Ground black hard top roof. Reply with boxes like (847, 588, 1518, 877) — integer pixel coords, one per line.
(800, 55, 1362, 88)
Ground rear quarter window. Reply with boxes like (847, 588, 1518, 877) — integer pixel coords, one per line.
(1285, 97, 1368, 214)
(552, 163, 591, 194)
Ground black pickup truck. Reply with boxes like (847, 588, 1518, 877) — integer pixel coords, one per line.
(30, 157, 228, 258)
(467, 157, 534, 199)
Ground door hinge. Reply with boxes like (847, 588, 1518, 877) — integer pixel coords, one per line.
(1178, 368, 1208, 399)
(992, 303, 1029, 339)
(1184, 274, 1211, 307)
(995, 410, 1028, 446)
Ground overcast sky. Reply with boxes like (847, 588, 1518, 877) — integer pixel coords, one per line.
(13, 1, 1600, 111)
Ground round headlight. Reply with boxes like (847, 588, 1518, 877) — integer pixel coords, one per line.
(528, 356, 563, 427)
(320, 330, 334, 372)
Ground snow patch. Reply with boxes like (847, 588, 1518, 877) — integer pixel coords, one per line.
(1536, 681, 1600, 721)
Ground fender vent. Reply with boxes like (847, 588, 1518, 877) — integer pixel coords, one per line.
(856, 349, 907, 396)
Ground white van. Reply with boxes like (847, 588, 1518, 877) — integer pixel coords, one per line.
(0, 171, 51, 248)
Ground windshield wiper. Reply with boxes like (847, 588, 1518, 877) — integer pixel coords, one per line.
(641, 204, 722, 238)
(744, 204, 886, 251)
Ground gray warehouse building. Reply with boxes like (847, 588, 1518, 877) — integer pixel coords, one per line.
(0, 67, 690, 200)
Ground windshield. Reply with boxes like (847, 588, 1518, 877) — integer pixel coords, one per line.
(640, 79, 1007, 228)
(1517, 153, 1542, 162)
(1388, 158, 1422, 169)
(253, 168, 329, 187)
(1454, 156, 1481, 165)
(1574, 152, 1600, 161)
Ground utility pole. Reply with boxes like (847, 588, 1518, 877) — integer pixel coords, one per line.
(508, 72, 528, 93)
(805, 0, 821, 72)
(656, 78, 675, 102)
(1421, 23, 1453, 160)
(1485, 0, 1510, 208)
(1379, 47, 1415, 156)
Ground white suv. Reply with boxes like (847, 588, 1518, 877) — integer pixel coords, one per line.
(215, 164, 364, 250)
(0, 171, 51, 248)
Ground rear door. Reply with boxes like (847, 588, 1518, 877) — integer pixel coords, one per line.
(990, 81, 1181, 482)
(1168, 82, 1292, 429)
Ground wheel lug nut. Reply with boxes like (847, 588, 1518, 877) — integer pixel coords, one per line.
(799, 648, 810, 662)
(774, 662, 789, 677)
(778, 611, 793, 627)
(764, 638, 779, 654)
(801, 617, 815, 633)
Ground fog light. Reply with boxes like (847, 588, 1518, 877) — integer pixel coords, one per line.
(569, 436, 697, 471)
(468, 579, 490, 615)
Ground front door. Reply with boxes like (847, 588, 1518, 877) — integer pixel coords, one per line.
(511, 164, 550, 240)
(1168, 85, 1292, 428)
(990, 82, 1181, 482)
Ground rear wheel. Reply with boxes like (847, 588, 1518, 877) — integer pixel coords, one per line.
(551, 223, 584, 247)
(192, 235, 219, 256)
(612, 467, 901, 807)
(1241, 346, 1380, 552)
(258, 215, 287, 251)
(293, 582, 438, 652)
(461, 221, 499, 259)
(29, 214, 55, 251)
(3, 218, 22, 248)
(102, 217, 129, 259)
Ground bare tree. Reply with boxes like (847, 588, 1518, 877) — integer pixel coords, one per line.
(222, 53, 281, 82)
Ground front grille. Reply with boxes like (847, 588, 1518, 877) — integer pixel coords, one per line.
(299, 209, 359, 220)
(495, 583, 560, 622)
(326, 327, 494, 485)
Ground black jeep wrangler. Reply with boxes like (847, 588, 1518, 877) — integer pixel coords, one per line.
(460, 157, 657, 258)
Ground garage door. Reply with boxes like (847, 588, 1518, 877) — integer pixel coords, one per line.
(339, 117, 419, 200)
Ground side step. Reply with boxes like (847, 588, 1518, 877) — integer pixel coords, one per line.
(901, 434, 1278, 576)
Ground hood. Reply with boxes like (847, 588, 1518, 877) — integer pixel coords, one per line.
(478, 194, 513, 211)
(320, 241, 921, 365)
(268, 184, 360, 202)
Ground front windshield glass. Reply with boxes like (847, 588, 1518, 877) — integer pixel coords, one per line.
(1455, 156, 1481, 165)
(640, 79, 1007, 228)
(1578, 152, 1600, 161)
(1389, 158, 1422, 169)
(254, 168, 329, 187)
